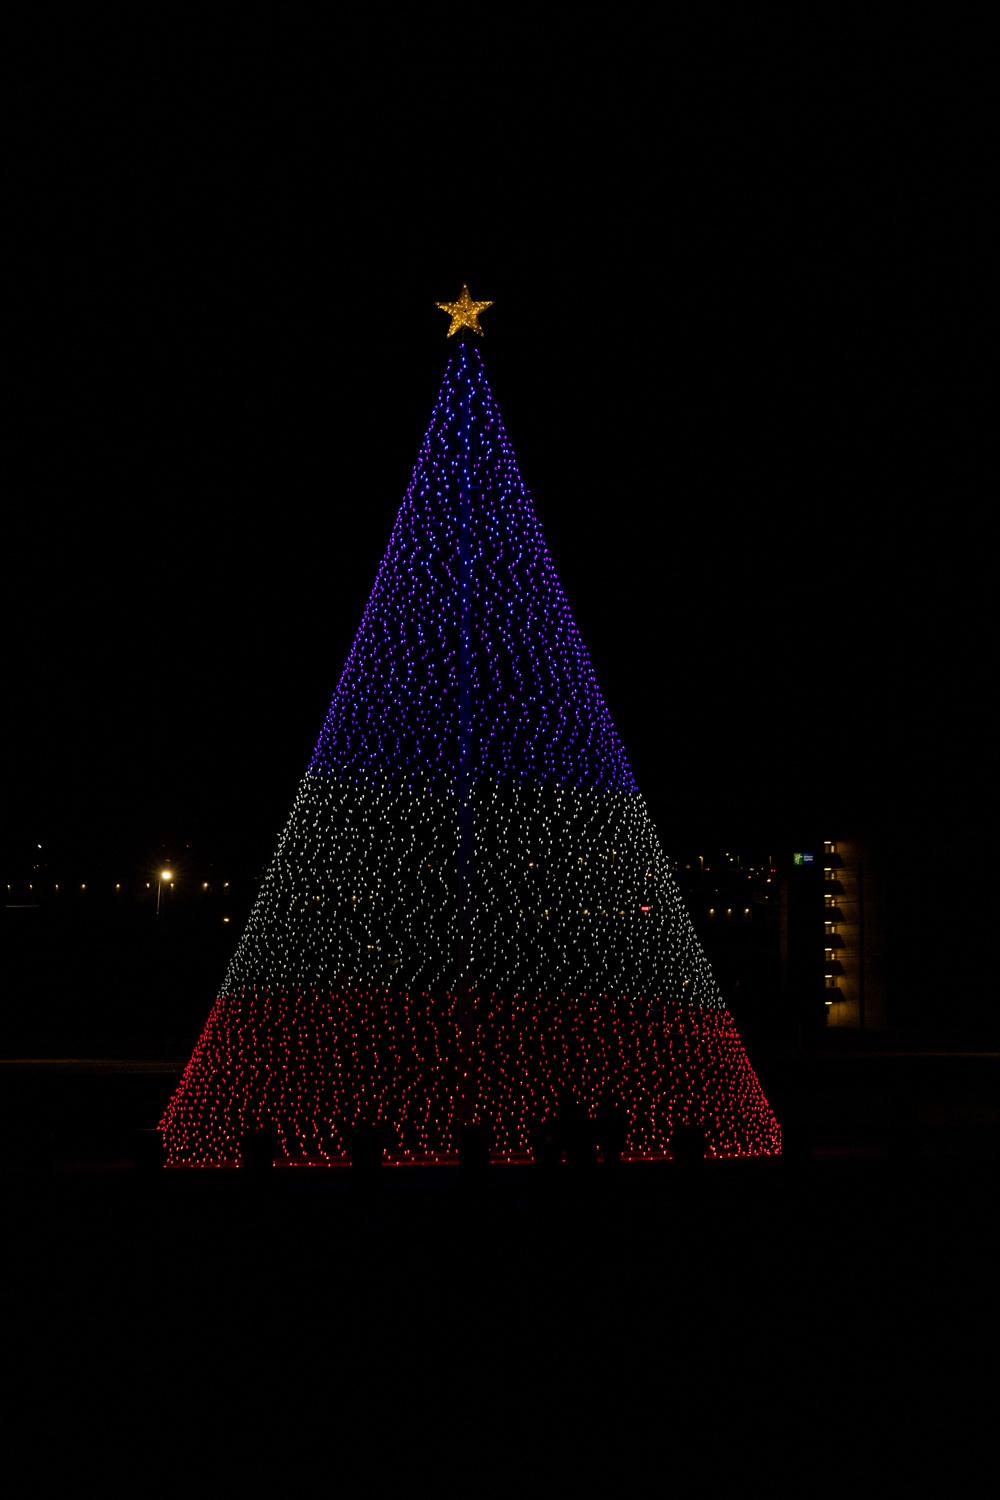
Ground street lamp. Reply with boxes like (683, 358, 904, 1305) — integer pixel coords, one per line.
(157, 869, 173, 916)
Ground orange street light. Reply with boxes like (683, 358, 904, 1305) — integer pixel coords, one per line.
(157, 869, 174, 916)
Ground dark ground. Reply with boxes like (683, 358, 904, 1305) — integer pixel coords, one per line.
(2, 1048, 997, 1478)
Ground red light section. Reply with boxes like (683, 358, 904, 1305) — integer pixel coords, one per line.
(160, 987, 781, 1165)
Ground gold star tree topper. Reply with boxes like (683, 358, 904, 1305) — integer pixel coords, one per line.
(436, 284, 493, 337)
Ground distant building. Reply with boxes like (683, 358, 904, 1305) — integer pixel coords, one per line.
(778, 836, 887, 1035)
(675, 835, 888, 1044)
(820, 837, 887, 1030)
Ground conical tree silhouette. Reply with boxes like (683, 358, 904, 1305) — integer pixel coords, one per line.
(161, 299, 780, 1164)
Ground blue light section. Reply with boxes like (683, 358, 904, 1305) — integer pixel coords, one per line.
(308, 342, 637, 792)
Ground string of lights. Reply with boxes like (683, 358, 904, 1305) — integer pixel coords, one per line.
(160, 323, 780, 1164)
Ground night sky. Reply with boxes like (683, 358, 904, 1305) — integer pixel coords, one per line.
(5, 18, 980, 1004)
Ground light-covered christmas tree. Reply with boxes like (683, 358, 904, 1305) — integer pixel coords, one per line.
(160, 288, 780, 1164)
